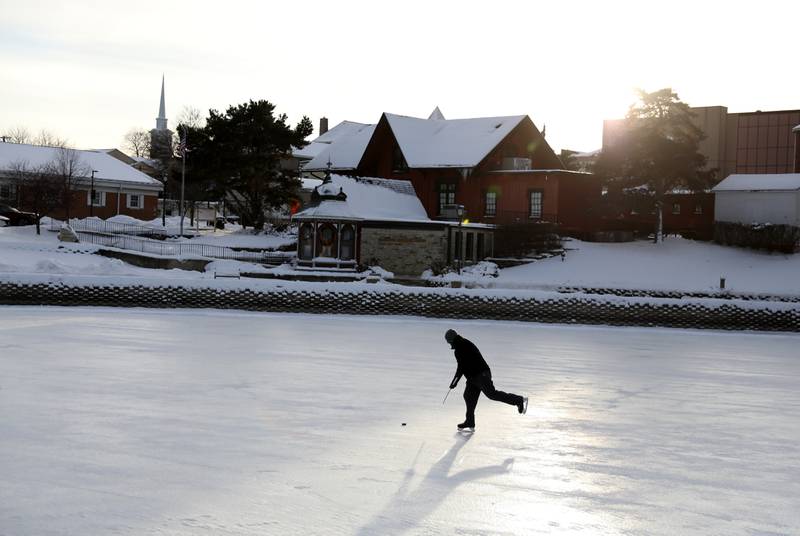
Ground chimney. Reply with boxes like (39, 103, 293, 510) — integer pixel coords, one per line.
(320, 117, 329, 135)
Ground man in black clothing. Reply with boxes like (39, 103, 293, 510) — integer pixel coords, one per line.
(445, 329, 527, 430)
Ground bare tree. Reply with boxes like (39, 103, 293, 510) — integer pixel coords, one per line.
(123, 128, 152, 157)
(3, 126, 31, 144)
(176, 105, 204, 129)
(32, 129, 67, 148)
(8, 160, 63, 234)
(50, 147, 89, 221)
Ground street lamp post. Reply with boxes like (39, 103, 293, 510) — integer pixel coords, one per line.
(456, 205, 464, 275)
(90, 170, 98, 218)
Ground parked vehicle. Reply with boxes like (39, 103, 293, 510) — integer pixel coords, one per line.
(0, 215, 8, 227)
(0, 203, 37, 226)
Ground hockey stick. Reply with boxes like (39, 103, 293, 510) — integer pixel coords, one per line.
(442, 387, 453, 405)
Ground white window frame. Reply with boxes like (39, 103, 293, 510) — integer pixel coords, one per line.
(672, 203, 681, 215)
(485, 191, 497, 217)
(87, 190, 106, 207)
(529, 190, 543, 219)
(694, 204, 703, 215)
(126, 193, 143, 209)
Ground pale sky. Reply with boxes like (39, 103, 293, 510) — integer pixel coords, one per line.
(1, 0, 798, 154)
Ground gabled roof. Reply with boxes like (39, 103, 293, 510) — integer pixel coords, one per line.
(384, 113, 527, 168)
(295, 121, 374, 161)
(293, 174, 429, 222)
(302, 124, 376, 171)
(712, 173, 800, 192)
(0, 142, 162, 188)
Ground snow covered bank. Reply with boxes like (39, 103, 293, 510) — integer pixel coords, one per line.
(1, 308, 798, 535)
(494, 237, 800, 295)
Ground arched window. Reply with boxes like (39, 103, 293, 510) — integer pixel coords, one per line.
(299, 223, 314, 260)
(340, 224, 355, 260)
(316, 223, 338, 258)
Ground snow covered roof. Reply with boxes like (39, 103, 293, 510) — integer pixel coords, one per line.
(712, 174, 800, 192)
(384, 113, 526, 168)
(302, 124, 377, 171)
(0, 143, 162, 188)
(428, 106, 445, 121)
(293, 174, 429, 222)
(295, 121, 374, 162)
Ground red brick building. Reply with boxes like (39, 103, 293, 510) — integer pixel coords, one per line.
(0, 142, 162, 221)
(303, 110, 601, 236)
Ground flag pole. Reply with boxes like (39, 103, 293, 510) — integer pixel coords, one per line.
(179, 129, 186, 236)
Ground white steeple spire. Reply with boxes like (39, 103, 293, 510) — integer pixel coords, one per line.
(156, 75, 168, 131)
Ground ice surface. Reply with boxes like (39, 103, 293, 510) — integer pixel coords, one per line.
(1, 307, 798, 535)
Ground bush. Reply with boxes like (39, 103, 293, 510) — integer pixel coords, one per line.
(493, 221, 561, 258)
(714, 222, 800, 253)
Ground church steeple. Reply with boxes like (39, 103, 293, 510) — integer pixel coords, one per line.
(155, 75, 168, 131)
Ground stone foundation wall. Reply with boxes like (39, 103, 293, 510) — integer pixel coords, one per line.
(1, 280, 797, 332)
(360, 227, 447, 276)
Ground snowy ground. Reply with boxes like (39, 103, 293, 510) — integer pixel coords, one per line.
(491, 237, 800, 295)
(2, 224, 800, 296)
(1, 307, 798, 535)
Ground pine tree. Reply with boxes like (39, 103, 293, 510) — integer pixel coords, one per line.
(595, 88, 714, 242)
(188, 100, 312, 230)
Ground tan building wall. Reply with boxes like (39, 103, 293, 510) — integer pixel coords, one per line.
(360, 226, 448, 276)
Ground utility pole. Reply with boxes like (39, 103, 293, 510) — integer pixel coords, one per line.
(90, 170, 98, 218)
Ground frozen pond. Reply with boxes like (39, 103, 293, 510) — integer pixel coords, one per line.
(1, 307, 798, 535)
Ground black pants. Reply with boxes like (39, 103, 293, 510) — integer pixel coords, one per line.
(463, 370, 522, 425)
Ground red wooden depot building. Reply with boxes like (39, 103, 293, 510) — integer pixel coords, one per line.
(302, 109, 600, 236)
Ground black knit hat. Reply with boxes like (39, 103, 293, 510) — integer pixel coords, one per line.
(444, 329, 457, 344)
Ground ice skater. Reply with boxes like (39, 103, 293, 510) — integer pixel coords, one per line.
(445, 329, 527, 431)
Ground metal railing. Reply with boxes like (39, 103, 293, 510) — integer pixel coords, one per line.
(49, 218, 169, 237)
(72, 230, 294, 265)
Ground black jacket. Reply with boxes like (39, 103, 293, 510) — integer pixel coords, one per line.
(449, 335, 490, 388)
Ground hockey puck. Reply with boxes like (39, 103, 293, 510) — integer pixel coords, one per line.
(401, 423, 407, 426)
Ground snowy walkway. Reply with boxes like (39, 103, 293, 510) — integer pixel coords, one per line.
(1, 308, 799, 535)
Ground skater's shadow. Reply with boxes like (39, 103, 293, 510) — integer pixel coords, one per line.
(356, 434, 514, 535)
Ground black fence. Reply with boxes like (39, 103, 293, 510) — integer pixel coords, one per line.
(1, 279, 798, 332)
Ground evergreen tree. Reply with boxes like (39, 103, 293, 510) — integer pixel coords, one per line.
(189, 100, 312, 230)
(594, 88, 714, 242)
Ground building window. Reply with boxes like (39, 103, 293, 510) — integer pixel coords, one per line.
(438, 183, 456, 214)
(87, 190, 106, 207)
(0, 183, 12, 200)
(485, 191, 497, 217)
(299, 223, 314, 260)
(127, 194, 143, 209)
(529, 190, 543, 219)
(340, 224, 355, 260)
(694, 204, 703, 215)
(672, 203, 681, 215)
